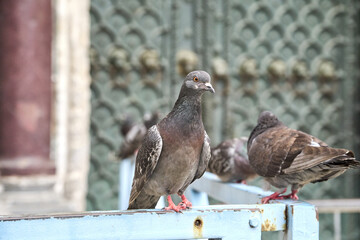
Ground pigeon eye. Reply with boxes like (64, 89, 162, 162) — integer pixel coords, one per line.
(193, 77, 199, 82)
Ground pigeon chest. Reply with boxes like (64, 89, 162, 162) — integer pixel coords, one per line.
(146, 126, 204, 195)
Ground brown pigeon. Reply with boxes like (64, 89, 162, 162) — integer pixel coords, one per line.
(117, 112, 160, 160)
(128, 70, 215, 212)
(247, 111, 360, 204)
(207, 137, 257, 183)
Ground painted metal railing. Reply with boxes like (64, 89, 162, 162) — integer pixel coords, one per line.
(307, 199, 360, 240)
(119, 158, 320, 240)
(0, 203, 317, 240)
(0, 158, 319, 240)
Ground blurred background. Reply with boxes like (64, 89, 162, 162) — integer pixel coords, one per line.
(0, 0, 359, 239)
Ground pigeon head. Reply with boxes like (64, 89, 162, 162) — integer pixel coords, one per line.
(183, 70, 215, 94)
(143, 111, 161, 129)
(120, 115, 135, 136)
(257, 111, 281, 128)
(248, 111, 283, 150)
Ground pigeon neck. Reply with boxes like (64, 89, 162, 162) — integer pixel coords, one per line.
(248, 122, 282, 149)
(173, 85, 203, 112)
(177, 84, 203, 100)
(172, 94, 202, 118)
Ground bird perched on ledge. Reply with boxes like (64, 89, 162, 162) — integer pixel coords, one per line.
(117, 112, 161, 160)
(207, 137, 257, 183)
(247, 111, 360, 204)
(128, 70, 215, 212)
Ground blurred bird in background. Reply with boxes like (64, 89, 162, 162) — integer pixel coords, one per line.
(207, 137, 257, 184)
(117, 112, 161, 160)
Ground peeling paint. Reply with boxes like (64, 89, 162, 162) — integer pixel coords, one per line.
(261, 218, 277, 231)
(316, 208, 319, 221)
(193, 216, 203, 238)
(248, 208, 260, 213)
(0, 210, 173, 221)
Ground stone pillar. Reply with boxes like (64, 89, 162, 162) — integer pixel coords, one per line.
(53, 0, 91, 210)
(0, 0, 54, 175)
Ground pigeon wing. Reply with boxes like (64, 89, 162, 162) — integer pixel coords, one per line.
(207, 138, 234, 175)
(192, 131, 211, 182)
(248, 126, 296, 177)
(128, 125, 163, 205)
(282, 146, 355, 174)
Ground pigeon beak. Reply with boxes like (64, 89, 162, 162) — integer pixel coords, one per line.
(204, 82, 215, 93)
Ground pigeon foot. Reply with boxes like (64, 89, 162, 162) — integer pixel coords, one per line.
(237, 180, 247, 184)
(261, 188, 287, 204)
(164, 195, 182, 212)
(178, 194, 192, 209)
(282, 190, 299, 200)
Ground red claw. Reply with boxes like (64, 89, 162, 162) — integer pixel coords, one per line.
(282, 190, 299, 200)
(179, 194, 192, 209)
(261, 188, 287, 204)
(164, 195, 182, 212)
(164, 195, 193, 212)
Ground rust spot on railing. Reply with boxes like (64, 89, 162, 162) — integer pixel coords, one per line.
(261, 218, 277, 231)
(193, 216, 203, 238)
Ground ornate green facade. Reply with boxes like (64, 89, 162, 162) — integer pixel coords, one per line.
(89, 0, 359, 238)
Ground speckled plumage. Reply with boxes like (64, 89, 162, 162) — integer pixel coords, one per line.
(207, 137, 257, 183)
(247, 111, 360, 202)
(128, 70, 214, 210)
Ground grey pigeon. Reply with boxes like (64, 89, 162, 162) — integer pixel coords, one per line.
(128, 70, 215, 211)
(247, 111, 360, 203)
(143, 112, 161, 130)
(120, 115, 136, 137)
(207, 137, 257, 183)
(118, 112, 160, 160)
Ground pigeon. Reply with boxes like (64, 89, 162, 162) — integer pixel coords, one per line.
(128, 70, 215, 212)
(143, 112, 161, 130)
(207, 137, 257, 183)
(247, 111, 360, 204)
(117, 112, 160, 160)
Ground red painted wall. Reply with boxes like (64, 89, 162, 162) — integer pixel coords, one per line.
(0, 0, 55, 175)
